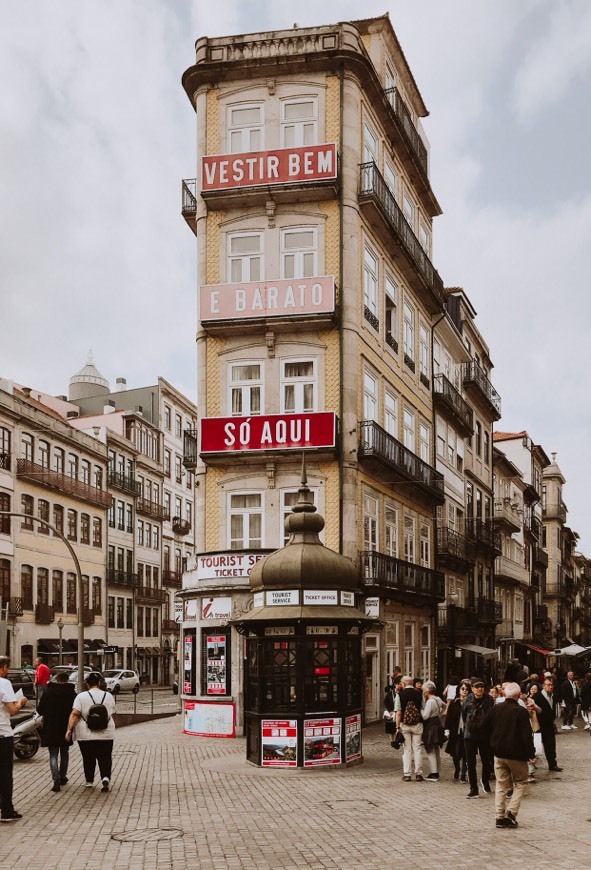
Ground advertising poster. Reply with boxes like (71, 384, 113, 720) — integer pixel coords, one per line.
(261, 720, 298, 767)
(184, 700, 235, 738)
(345, 714, 362, 763)
(303, 717, 342, 767)
(183, 632, 194, 694)
(201, 596, 232, 619)
(206, 635, 227, 695)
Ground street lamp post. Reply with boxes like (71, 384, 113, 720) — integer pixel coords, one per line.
(448, 589, 460, 683)
(57, 617, 64, 665)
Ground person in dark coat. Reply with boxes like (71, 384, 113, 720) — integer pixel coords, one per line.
(536, 677, 563, 771)
(37, 671, 76, 792)
(444, 681, 470, 781)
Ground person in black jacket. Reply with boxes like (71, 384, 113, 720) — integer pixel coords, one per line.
(444, 681, 470, 781)
(580, 672, 591, 730)
(462, 680, 494, 798)
(37, 671, 76, 792)
(559, 671, 580, 729)
(536, 677, 563, 771)
(481, 682, 535, 829)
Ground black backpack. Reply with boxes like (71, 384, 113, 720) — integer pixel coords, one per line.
(84, 691, 110, 731)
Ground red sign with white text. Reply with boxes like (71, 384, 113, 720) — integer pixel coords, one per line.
(200, 413, 336, 454)
(200, 276, 335, 322)
(201, 144, 337, 192)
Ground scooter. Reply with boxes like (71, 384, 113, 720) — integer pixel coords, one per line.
(11, 710, 43, 760)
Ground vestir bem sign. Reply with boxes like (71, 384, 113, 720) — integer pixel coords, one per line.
(200, 412, 337, 453)
(200, 276, 335, 322)
(201, 144, 337, 191)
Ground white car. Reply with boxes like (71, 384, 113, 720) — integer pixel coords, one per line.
(103, 669, 140, 695)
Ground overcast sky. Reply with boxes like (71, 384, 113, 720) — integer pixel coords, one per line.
(1, 0, 590, 549)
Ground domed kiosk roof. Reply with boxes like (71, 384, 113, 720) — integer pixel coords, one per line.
(69, 351, 109, 392)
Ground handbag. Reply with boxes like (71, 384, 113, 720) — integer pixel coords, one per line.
(392, 729, 405, 749)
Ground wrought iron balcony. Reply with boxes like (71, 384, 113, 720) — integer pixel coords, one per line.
(162, 569, 182, 588)
(524, 514, 541, 540)
(545, 579, 565, 596)
(137, 498, 170, 522)
(16, 459, 111, 509)
(359, 421, 444, 505)
(384, 87, 429, 178)
(81, 608, 95, 627)
(0, 452, 10, 471)
(35, 603, 54, 624)
(436, 527, 474, 571)
(182, 178, 197, 234)
(461, 361, 501, 420)
(3, 597, 23, 616)
(358, 162, 445, 314)
(565, 576, 575, 599)
(542, 501, 567, 523)
(477, 598, 503, 624)
(533, 545, 548, 568)
(172, 517, 191, 536)
(162, 619, 180, 633)
(432, 373, 474, 437)
(465, 518, 501, 554)
(534, 604, 548, 621)
(106, 569, 139, 589)
(183, 428, 199, 469)
(360, 550, 445, 602)
(363, 306, 379, 332)
(136, 586, 167, 604)
(107, 470, 140, 497)
(493, 499, 521, 533)
(437, 602, 478, 632)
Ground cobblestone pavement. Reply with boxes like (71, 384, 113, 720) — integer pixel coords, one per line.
(5, 713, 591, 869)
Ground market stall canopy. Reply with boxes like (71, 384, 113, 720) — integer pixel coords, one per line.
(554, 644, 588, 656)
(456, 643, 498, 659)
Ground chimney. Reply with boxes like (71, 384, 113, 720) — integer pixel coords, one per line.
(103, 400, 116, 415)
(66, 410, 79, 419)
(21, 387, 32, 398)
(116, 377, 127, 392)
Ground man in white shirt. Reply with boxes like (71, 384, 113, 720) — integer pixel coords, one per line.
(0, 656, 29, 821)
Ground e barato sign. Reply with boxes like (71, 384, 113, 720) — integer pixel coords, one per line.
(200, 276, 335, 322)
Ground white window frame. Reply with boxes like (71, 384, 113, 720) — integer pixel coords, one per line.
(227, 103, 264, 153)
(420, 522, 430, 567)
(363, 122, 378, 165)
(280, 358, 316, 414)
(363, 495, 379, 552)
(404, 514, 415, 563)
(419, 422, 430, 463)
(280, 227, 317, 280)
(229, 492, 263, 550)
(229, 362, 263, 416)
(385, 274, 398, 345)
(403, 407, 415, 452)
(404, 622, 415, 675)
(363, 371, 378, 422)
(384, 160, 398, 201)
(403, 300, 415, 361)
(227, 231, 263, 283)
(384, 389, 398, 437)
(402, 191, 415, 229)
(363, 245, 378, 318)
(280, 97, 317, 148)
(385, 504, 398, 558)
(418, 221, 430, 255)
(419, 322, 429, 381)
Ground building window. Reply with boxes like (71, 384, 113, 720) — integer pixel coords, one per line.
(68, 453, 78, 480)
(419, 323, 429, 386)
(230, 363, 262, 416)
(80, 513, 90, 544)
(402, 192, 415, 229)
(21, 433, 34, 461)
(404, 622, 415, 675)
(21, 494, 34, 530)
(66, 573, 76, 614)
(163, 449, 171, 478)
(384, 390, 398, 437)
(93, 517, 102, 548)
(137, 606, 144, 637)
(38, 440, 49, 469)
(164, 404, 171, 430)
(137, 520, 144, 547)
(385, 505, 398, 557)
(475, 421, 482, 456)
(229, 493, 262, 550)
(35, 499, 49, 535)
(175, 413, 182, 439)
(363, 495, 378, 551)
(108, 596, 115, 629)
(363, 372, 378, 421)
(418, 221, 430, 255)
(385, 275, 398, 350)
(80, 459, 91, 484)
(116, 597, 124, 629)
(175, 455, 182, 484)
(54, 447, 64, 474)
(228, 103, 263, 153)
(363, 245, 378, 321)
(363, 122, 378, 165)
(164, 491, 171, 520)
(126, 599, 133, 629)
(280, 227, 317, 279)
(281, 97, 317, 147)
(404, 515, 415, 563)
(483, 430, 490, 465)
(384, 160, 398, 201)
(403, 301, 415, 365)
(108, 499, 115, 529)
(21, 565, 33, 610)
(420, 523, 430, 567)
(37, 567, 49, 605)
(281, 359, 316, 413)
(228, 232, 262, 283)
(419, 422, 430, 463)
(52, 570, 63, 613)
(66, 509, 77, 541)
(403, 408, 415, 452)
(0, 493, 10, 535)
(0, 427, 11, 468)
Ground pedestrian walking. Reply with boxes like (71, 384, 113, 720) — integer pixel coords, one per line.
(0, 655, 28, 822)
(66, 671, 116, 792)
(394, 674, 424, 781)
(444, 681, 470, 782)
(482, 682, 536, 829)
(559, 670, 580, 729)
(421, 680, 445, 781)
(462, 679, 494, 798)
(37, 671, 76, 792)
(580, 672, 591, 730)
(536, 677, 563, 771)
(34, 656, 50, 705)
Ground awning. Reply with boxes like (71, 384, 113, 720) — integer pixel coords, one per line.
(517, 641, 553, 656)
(38, 638, 78, 655)
(89, 639, 107, 651)
(456, 643, 498, 659)
(555, 643, 588, 656)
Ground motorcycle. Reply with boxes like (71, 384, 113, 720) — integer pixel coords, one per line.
(11, 710, 43, 760)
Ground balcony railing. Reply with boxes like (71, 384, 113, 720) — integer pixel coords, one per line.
(533, 545, 548, 568)
(35, 603, 54, 624)
(437, 603, 478, 632)
(524, 514, 541, 539)
(477, 598, 503, 624)
(136, 586, 167, 604)
(465, 518, 501, 554)
(493, 499, 521, 532)
(182, 178, 197, 233)
(162, 570, 182, 588)
(183, 428, 199, 469)
(0, 452, 10, 471)
(162, 619, 180, 633)
(436, 527, 474, 568)
(106, 569, 139, 589)
(360, 550, 445, 602)
(384, 87, 429, 177)
(3, 597, 23, 616)
(358, 162, 445, 313)
(432, 373, 474, 437)
(495, 554, 529, 586)
(545, 580, 565, 596)
(107, 470, 141, 497)
(81, 608, 95, 627)
(16, 459, 111, 509)
(359, 420, 444, 505)
(364, 306, 379, 332)
(137, 498, 170, 522)
(172, 517, 191, 536)
(542, 501, 567, 523)
(461, 361, 501, 420)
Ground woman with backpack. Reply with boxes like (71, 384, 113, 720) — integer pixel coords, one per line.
(66, 671, 116, 792)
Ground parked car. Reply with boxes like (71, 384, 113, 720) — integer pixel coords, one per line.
(49, 665, 76, 682)
(7, 668, 36, 700)
(67, 668, 107, 690)
(102, 669, 140, 695)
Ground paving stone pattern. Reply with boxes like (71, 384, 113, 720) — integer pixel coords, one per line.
(6, 715, 591, 869)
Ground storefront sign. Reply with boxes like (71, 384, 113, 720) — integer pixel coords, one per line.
(205, 635, 227, 695)
(201, 597, 232, 620)
(200, 412, 336, 454)
(266, 589, 299, 606)
(196, 552, 265, 581)
(340, 591, 354, 607)
(184, 599, 198, 621)
(306, 625, 338, 635)
(183, 633, 194, 694)
(345, 714, 362, 762)
(303, 590, 338, 605)
(174, 602, 183, 624)
(364, 597, 380, 618)
(261, 719, 298, 767)
(184, 700, 235, 738)
(264, 626, 295, 636)
(253, 591, 264, 608)
(202, 143, 337, 192)
(304, 717, 342, 767)
(200, 276, 335, 322)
